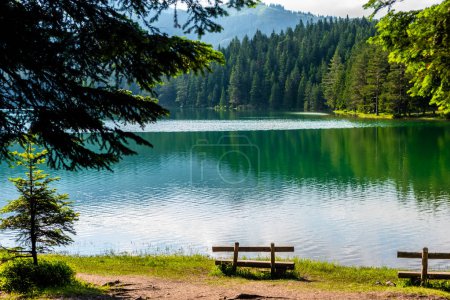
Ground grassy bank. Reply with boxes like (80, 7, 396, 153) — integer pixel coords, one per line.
(333, 110, 395, 119)
(333, 109, 449, 121)
(32, 254, 449, 298)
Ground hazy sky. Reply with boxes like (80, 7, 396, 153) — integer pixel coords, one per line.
(262, 0, 442, 17)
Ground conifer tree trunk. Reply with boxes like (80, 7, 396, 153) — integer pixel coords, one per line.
(28, 144, 38, 265)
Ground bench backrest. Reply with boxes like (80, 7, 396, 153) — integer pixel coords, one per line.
(398, 247, 450, 282)
(398, 251, 450, 259)
(212, 245, 294, 253)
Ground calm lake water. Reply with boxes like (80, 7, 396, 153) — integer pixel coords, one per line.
(1, 110, 450, 268)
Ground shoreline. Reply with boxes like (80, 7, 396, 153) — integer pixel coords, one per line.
(171, 107, 449, 121)
(333, 110, 448, 121)
(1, 253, 449, 298)
(37, 254, 450, 299)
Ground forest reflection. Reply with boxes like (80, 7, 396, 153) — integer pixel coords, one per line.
(135, 124, 450, 209)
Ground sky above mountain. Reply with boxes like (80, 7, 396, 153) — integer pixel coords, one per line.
(262, 0, 442, 17)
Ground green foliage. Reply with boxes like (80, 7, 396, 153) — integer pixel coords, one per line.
(158, 18, 376, 111)
(0, 144, 78, 264)
(0, 0, 257, 170)
(367, 0, 450, 114)
(0, 259, 75, 293)
(363, 0, 398, 17)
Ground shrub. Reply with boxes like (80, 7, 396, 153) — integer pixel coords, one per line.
(0, 259, 75, 293)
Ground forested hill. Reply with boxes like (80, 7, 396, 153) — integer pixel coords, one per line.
(157, 18, 375, 111)
(154, 4, 321, 47)
(157, 16, 435, 116)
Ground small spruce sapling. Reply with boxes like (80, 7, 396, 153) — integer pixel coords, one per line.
(0, 143, 78, 265)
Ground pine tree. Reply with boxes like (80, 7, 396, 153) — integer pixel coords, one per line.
(196, 79, 207, 107)
(283, 65, 300, 109)
(269, 82, 282, 109)
(310, 84, 323, 111)
(219, 87, 227, 108)
(228, 57, 244, 107)
(381, 63, 410, 116)
(323, 50, 344, 110)
(365, 45, 388, 115)
(250, 73, 262, 106)
(303, 81, 313, 112)
(296, 71, 307, 111)
(346, 45, 369, 112)
(0, 144, 78, 265)
(210, 84, 220, 107)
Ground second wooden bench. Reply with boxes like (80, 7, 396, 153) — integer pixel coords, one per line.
(398, 247, 450, 284)
(212, 242, 295, 276)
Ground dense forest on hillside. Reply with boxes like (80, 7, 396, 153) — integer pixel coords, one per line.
(155, 17, 436, 116)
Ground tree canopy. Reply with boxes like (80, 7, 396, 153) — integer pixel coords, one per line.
(365, 0, 450, 114)
(0, 0, 258, 170)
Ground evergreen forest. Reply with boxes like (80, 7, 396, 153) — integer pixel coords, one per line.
(156, 17, 436, 116)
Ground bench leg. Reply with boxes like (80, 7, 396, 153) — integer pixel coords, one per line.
(233, 242, 239, 272)
(421, 247, 428, 286)
(270, 243, 275, 277)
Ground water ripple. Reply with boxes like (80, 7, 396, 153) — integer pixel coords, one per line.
(114, 119, 385, 132)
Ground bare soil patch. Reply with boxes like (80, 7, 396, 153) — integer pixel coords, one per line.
(74, 273, 448, 300)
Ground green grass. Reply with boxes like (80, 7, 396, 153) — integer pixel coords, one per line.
(292, 259, 450, 298)
(46, 253, 214, 279)
(333, 110, 394, 119)
(333, 109, 448, 120)
(2, 254, 450, 299)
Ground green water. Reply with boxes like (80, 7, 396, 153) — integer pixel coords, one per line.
(0, 111, 449, 267)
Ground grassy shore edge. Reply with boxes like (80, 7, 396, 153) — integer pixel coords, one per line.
(333, 110, 448, 120)
(31, 254, 450, 299)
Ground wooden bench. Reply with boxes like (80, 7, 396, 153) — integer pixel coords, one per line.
(398, 247, 450, 284)
(212, 242, 295, 276)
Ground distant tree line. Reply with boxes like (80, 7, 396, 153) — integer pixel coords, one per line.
(156, 17, 436, 116)
(156, 18, 375, 111)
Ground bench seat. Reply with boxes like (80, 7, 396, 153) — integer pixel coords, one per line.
(215, 259, 295, 269)
(398, 271, 450, 280)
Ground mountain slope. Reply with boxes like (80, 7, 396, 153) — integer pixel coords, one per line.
(155, 4, 321, 47)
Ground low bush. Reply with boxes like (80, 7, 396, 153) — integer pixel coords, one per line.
(0, 259, 75, 293)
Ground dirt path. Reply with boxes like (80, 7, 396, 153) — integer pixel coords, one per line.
(76, 273, 448, 300)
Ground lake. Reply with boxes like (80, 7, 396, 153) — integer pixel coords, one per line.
(1, 110, 450, 268)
